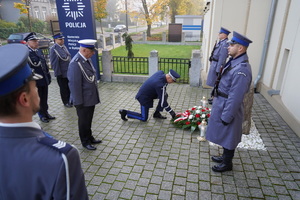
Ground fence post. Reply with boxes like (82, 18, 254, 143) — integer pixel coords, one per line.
(143, 32, 147, 42)
(98, 34, 106, 49)
(118, 32, 123, 44)
(149, 50, 159, 77)
(189, 49, 202, 87)
(102, 49, 113, 82)
(162, 32, 166, 43)
(110, 33, 115, 48)
(181, 32, 186, 43)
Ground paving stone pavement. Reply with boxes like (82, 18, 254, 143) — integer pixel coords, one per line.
(35, 80, 300, 200)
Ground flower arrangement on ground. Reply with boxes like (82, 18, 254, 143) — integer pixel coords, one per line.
(171, 106, 211, 134)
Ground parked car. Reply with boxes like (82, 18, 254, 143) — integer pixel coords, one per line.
(114, 25, 127, 32)
(7, 32, 54, 48)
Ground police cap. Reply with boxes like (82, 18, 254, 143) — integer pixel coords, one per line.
(0, 44, 42, 96)
(169, 69, 180, 82)
(78, 39, 97, 50)
(228, 31, 253, 47)
(53, 32, 65, 39)
(219, 27, 231, 35)
(24, 32, 38, 42)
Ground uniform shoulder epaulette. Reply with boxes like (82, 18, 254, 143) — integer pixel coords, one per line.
(37, 135, 73, 154)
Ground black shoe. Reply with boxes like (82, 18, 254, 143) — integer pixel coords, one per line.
(212, 162, 233, 172)
(153, 112, 167, 119)
(211, 155, 223, 163)
(46, 114, 56, 120)
(91, 138, 102, 144)
(82, 144, 97, 150)
(64, 103, 73, 108)
(40, 117, 49, 123)
(119, 109, 128, 121)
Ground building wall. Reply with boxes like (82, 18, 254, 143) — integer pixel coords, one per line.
(202, 0, 300, 137)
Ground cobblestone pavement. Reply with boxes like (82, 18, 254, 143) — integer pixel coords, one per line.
(36, 80, 300, 200)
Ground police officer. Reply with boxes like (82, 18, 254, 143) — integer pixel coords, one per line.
(119, 69, 180, 121)
(206, 31, 253, 172)
(25, 32, 55, 123)
(207, 27, 231, 104)
(50, 32, 72, 107)
(68, 39, 102, 150)
(0, 44, 88, 199)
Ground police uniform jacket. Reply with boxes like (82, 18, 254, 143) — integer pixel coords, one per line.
(68, 53, 100, 106)
(206, 53, 252, 150)
(206, 38, 229, 87)
(50, 43, 71, 78)
(27, 47, 51, 87)
(136, 70, 171, 112)
(0, 125, 88, 200)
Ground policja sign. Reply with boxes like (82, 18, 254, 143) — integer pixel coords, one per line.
(55, 0, 100, 80)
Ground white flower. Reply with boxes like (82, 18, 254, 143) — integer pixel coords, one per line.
(189, 115, 194, 119)
(201, 114, 206, 118)
(196, 110, 201, 114)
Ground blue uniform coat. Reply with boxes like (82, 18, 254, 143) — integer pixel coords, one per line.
(68, 53, 100, 106)
(136, 70, 171, 112)
(27, 47, 51, 87)
(206, 38, 229, 87)
(50, 43, 71, 77)
(0, 126, 88, 199)
(206, 53, 252, 150)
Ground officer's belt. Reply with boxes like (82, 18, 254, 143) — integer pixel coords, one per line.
(211, 58, 218, 62)
(216, 90, 228, 98)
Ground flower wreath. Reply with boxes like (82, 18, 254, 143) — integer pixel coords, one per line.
(171, 106, 211, 134)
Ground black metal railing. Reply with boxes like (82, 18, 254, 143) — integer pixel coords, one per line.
(112, 56, 149, 75)
(159, 58, 191, 84)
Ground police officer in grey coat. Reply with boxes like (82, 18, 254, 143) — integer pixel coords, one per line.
(68, 39, 102, 151)
(119, 70, 180, 121)
(207, 27, 231, 104)
(206, 31, 253, 172)
(50, 32, 72, 107)
(0, 44, 88, 199)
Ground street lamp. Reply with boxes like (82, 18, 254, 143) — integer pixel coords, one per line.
(125, 0, 128, 31)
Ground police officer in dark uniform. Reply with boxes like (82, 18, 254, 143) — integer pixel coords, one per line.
(206, 31, 253, 172)
(50, 32, 72, 107)
(25, 32, 55, 123)
(119, 69, 180, 121)
(207, 27, 231, 104)
(68, 39, 102, 151)
(0, 44, 88, 199)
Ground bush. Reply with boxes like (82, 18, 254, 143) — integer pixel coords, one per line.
(0, 20, 18, 39)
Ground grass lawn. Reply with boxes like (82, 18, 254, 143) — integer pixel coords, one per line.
(110, 44, 200, 58)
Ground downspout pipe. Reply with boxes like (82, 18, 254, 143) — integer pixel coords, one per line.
(254, 0, 277, 93)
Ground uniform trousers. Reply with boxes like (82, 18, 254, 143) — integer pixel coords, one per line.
(76, 105, 95, 145)
(127, 105, 149, 122)
(57, 76, 71, 105)
(37, 85, 49, 118)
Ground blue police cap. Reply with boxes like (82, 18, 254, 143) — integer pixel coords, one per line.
(219, 27, 231, 35)
(24, 32, 38, 42)
(78, 39, 97, 50)
(0, 44, 42, 96)
(53, 32, 65, 39)
(228, 31, 253, 47)
(169, 69, 180, 82)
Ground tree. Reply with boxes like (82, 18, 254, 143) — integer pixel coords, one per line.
(169, 0, 204, 23)
(106, 0, 118, 22)
(122, 32, 134, 57)
(94, 0, 108, 34)
(14, 0, 32, 31)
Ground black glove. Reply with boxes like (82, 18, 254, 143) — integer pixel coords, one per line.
(221, 119, 229, 126)
(170, 110, 176, 119)
(75, 104, 84, 109)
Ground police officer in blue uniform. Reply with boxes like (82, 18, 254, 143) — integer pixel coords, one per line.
(68, 39, 102, 150)
(119, 70, 180, 121)
(206, 31, 253, 172)
(25, 32, 55, 123)
(207, 27, 231, 104)
(50, 32, 72, 107)
(0, 44, 88, 199)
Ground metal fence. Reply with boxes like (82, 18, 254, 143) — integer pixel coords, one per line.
(159, 58, 191, 84)
(111, 56, 149, 75)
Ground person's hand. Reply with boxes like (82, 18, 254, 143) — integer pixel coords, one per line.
(75, 104, 84, 109)
(221, 119, 229, 126)
(170, 110, 176, 119)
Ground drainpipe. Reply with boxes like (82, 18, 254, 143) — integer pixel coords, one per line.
(254, 0, 277, 93)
